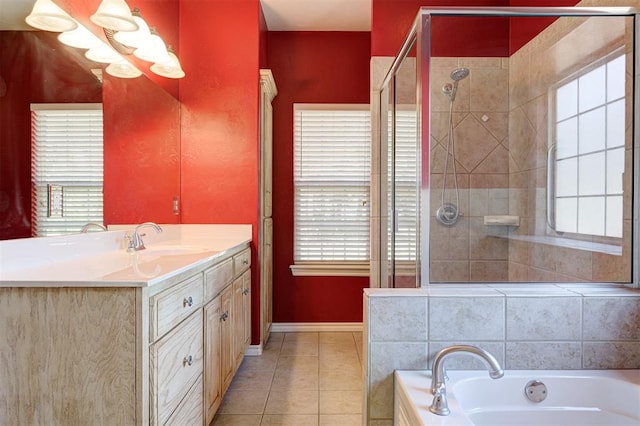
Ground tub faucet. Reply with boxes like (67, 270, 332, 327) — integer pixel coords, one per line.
(429, 345, 504, 416)
(127, 222, 163, 252)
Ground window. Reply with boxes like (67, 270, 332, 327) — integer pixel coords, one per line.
(31, 104, 104, 236)
(292, 104, 370, 276)
(551, 54, 625, 238)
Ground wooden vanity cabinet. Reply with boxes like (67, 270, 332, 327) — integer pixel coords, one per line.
(0, 243, 252, 426)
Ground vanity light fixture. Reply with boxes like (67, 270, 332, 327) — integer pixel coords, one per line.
(85, 43, 122, 63)
(132, 26, 170, 63)
(58, 22, 103, 49)
(150, 46, 185, 79)
(106, 59, 142, 78)
(112, 8, 150, 49)
(90, 0, 138, 32)
(25, 0, 77, 32)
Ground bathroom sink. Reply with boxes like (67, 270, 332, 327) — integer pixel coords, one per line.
(142, 244, 211, 256)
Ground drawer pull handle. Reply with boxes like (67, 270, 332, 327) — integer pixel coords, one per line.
(220, 311, 229, 322)
(242, 259, 249, 265)
(183, 355, 193, 367)
(242, 288, 249, 295)
(183, 296, 193, 308)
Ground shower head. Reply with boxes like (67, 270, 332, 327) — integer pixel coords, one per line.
(450, 67, 470, 81)
(442, 67, 470, 102)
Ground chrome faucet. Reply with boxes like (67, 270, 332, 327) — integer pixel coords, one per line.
(127, 222, 163, 252)
(429, 345, 504, 416)
(80, 222, 107, 233)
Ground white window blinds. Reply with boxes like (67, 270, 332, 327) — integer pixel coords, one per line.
(31, 104, 104, 236)
(294, 105, 371, 262)
(394, 110, 418, 262)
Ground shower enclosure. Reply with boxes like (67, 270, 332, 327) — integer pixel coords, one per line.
(374, 6, 639, 288)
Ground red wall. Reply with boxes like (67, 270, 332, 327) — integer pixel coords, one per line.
(371, 0, 581, 58)
(0, 31, 102, 239)
(267, 32, 371, 323)
(179, 0, 262, 342)
(371, 0, 510, 57)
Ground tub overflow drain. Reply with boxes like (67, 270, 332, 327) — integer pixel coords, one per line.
(525, 380, 547, 403)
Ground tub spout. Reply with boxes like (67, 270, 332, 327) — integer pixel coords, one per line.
(429, 345, 503, 416)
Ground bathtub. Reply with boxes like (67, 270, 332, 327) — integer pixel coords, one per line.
(394, 369, 640, 425)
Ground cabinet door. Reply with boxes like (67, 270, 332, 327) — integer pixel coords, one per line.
(220, 286, 234, 394)
(242, 270, 251, 348)
(166, 375, 203, 426)
(204, 297, 222, 425)
(232, 277, 244, 369)
(150, 310, 203, 426)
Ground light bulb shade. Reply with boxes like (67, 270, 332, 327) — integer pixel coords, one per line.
(106, 60, 142, 78)
(113, 15, 150, 49)
(25, 0, 77, 32)
(150, 51, 185, 79)
(90, 0, 138, 32)
(58, 24, 103, 49)
(85, 43, 121, 63)
(133, 30, 170, 63)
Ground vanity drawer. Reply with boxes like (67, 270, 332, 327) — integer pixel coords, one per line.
(152, 274, 204, 341)
(164, 374, 203, 426)
(204, 258, 233, 300)
(151, 310, 203, 426)
(233, 248, 251, 275)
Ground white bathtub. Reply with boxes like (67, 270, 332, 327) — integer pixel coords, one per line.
(394, 369, 640, 426)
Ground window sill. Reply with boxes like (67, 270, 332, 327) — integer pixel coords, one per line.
(290, 262, 370, 277)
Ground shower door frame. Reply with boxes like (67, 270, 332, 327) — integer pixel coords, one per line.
(375, 6, 640, 289)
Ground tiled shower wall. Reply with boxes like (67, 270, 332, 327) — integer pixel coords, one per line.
(430, 57, 511, 282)
(430, 16, 636, 283)
(362, 286, 640, 425)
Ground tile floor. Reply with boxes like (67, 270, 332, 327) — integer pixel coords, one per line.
(212, 331, 364, 426)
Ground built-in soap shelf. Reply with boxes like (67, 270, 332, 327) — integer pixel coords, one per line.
(483, 215, 520, 227)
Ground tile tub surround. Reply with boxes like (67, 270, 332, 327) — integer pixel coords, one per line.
(362, 284, 640, 425)
(0, 224, 252, 286)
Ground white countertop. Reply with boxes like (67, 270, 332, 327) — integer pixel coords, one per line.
(0, 224, 252, 287)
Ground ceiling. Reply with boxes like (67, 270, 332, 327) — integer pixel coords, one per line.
(260, 0, 371, 31)
(0, 0, 371, 31)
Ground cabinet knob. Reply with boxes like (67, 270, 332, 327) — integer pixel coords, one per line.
(183, 296, 193, 308)
(220, 311, 229, 322)
(242, 288, 249, 295)
(242, 259, 249, 265)
(183, 355, 193, 367)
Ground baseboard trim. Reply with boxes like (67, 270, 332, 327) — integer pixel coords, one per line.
(245, 344, 263, 356)
(271, 322, 363, 332)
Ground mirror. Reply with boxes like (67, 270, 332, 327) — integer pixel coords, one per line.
(0, 0, 181, 240)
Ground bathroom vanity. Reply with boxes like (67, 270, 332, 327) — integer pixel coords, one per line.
(0, 225, 252, 425)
